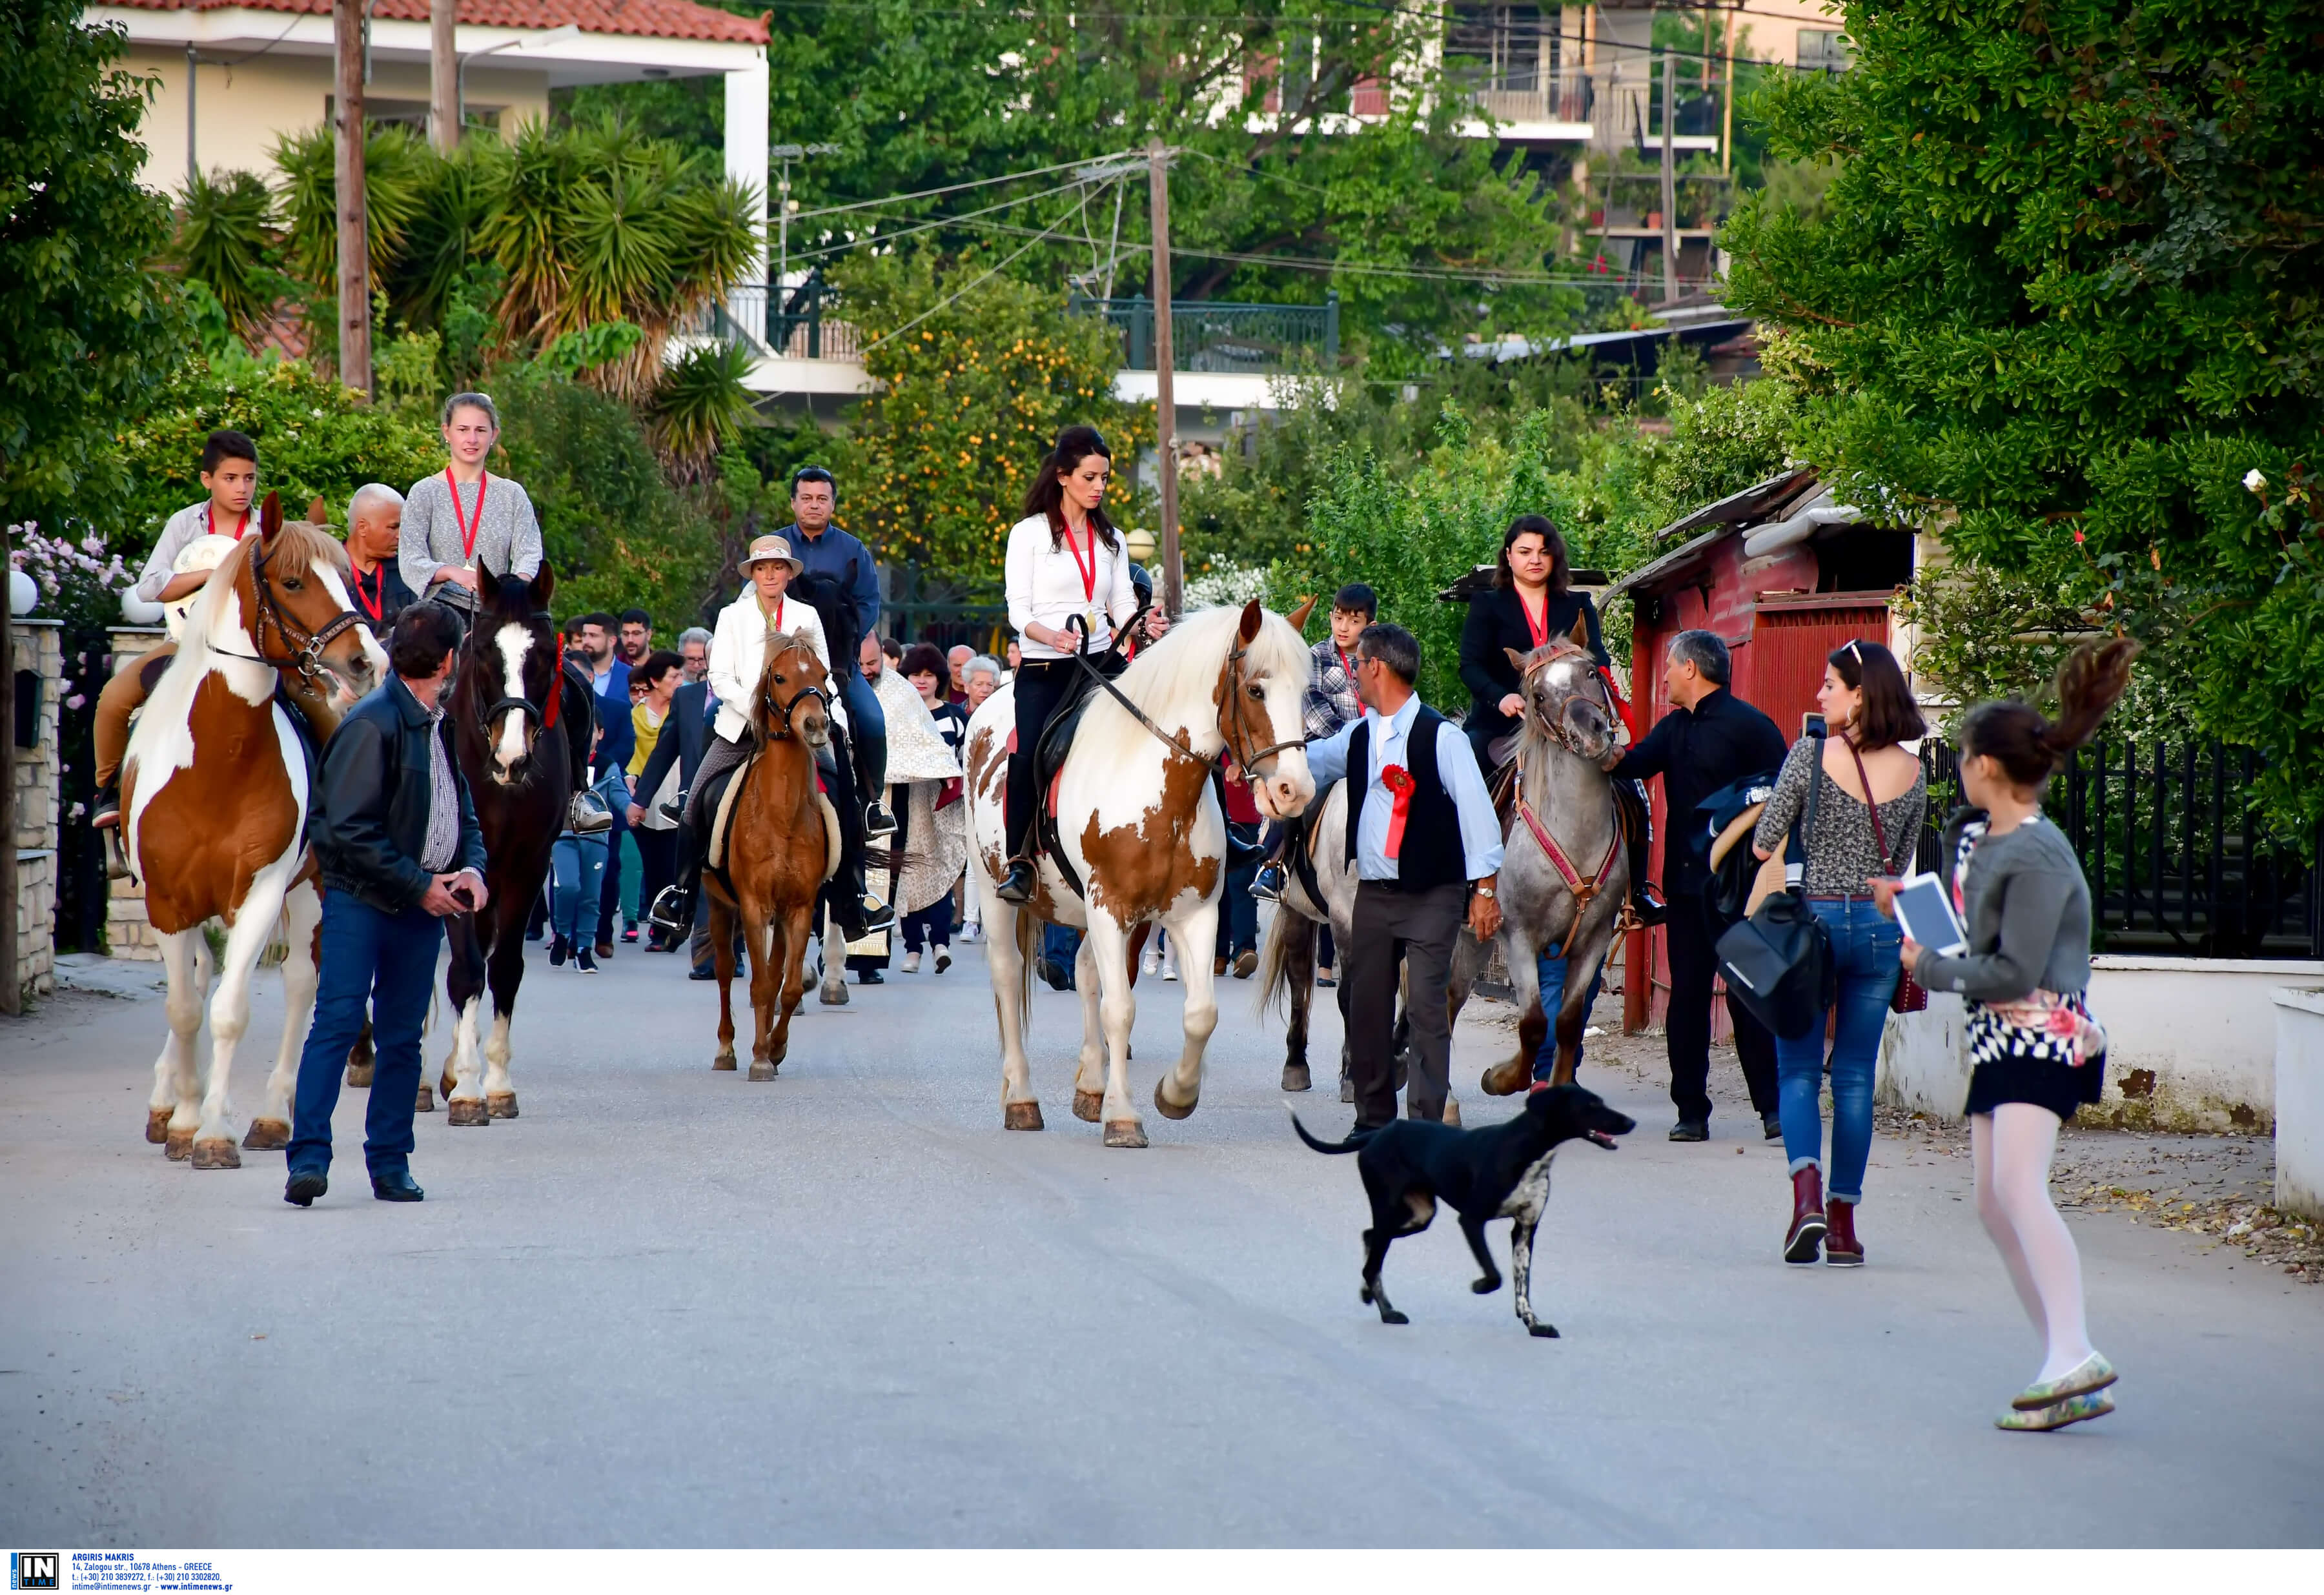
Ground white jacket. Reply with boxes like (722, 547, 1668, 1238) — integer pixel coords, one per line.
(1004, 513, 1137, 661)
(709, 587, 835, 744)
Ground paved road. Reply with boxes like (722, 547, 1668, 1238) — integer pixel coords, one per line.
(3, 932, 2318, 1547)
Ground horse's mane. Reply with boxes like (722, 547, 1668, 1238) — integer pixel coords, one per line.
(1074, 604, 1311, 766)
(176, 517, 349, 665)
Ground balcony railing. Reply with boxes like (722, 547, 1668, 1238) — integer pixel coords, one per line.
(691, 282, 859, 361)
(1070, 292, 1340, 374)
(1464, 70, 1594, 127)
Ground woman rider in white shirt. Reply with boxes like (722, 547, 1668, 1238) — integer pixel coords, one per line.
(995, 425, 1168, 904)
(649, 533, 895, 935)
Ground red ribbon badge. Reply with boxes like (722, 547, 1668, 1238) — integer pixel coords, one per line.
(1380, 764, 1416, 860)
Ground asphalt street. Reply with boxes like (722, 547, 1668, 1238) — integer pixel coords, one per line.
(3, 930, 2318, 1547)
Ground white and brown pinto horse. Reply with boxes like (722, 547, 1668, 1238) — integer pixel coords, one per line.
(121, 494, 387, 1166)
(964, 600, 1315, 1146)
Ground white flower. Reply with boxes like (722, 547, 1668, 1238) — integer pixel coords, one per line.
(2245, 468, 2268, 493)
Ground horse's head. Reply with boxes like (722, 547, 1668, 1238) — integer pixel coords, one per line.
(750, 635, 831, 752)
(1508, 613, 1616, 763)
(1216, 598, 1317, 821)
(234, 492, 385, 702)
(467, 562, 561, 785)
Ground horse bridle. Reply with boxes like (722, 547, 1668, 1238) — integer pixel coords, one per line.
(210, 530, 366, 686)
(1512, 638, 1627, 908)
(758, 637, 831, 742)
(1518, 640, 1618, 758)
(473, 622, 561, 769)
(1068, 606, 1308, 777)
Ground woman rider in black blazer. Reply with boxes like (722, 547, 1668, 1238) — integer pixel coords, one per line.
(1460, 514, 1662, 923)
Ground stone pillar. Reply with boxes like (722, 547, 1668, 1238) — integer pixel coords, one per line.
(11, 619, 63, 1001)
(102, 625, 168, 962)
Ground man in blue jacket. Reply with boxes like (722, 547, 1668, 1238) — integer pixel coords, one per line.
(285, 602, 487, 1207)
(781, 467, 893, 837)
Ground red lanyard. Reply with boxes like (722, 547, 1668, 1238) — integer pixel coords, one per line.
(206, 504, 250, 540)
(1518, 590, 1549, 649)
(1061, 518, 1097, 601)
(765, 596, 785, 633)
(351, 564, 385, 624)
(445, 468, 489, 559)
(1338, 647, 1356, 682)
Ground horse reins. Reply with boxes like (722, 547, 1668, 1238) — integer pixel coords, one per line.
(473, 624, 564, 772)
(1512, 638, 1624, 906)
(758, 636, 831, 742)
(1066, 606, 1307, 778)
(208, 530, 366, 686)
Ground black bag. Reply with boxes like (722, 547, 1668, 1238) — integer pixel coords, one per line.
(1716, 727, 1836, 1039)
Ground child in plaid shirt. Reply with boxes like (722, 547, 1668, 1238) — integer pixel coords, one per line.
(1255, 584, 1377, 939)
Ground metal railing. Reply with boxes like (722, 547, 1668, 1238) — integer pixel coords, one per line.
(1069, 292, 1340, 374)
(691, 281, 859, 361)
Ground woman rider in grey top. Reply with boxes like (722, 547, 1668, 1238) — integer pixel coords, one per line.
(398, 392, 543, 614)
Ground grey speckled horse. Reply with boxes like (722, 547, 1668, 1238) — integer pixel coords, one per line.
(1452, 623, 1629, 1096)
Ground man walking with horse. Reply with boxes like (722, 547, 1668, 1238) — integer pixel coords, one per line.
(284, 602, 487, 1207)
(1304, 623, 1504, 1129)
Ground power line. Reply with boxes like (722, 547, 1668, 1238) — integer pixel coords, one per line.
(786, 147, 1147, 223)
(782, 174, 1104, 267)
(855, 181, 1114, 356)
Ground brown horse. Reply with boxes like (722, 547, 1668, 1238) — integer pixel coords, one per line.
(121, 493, 386, 1166)
(706, 635, 836, 1080)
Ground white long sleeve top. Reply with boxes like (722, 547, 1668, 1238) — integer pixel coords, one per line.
(708, 586, 834, 744)
(1003, 513, 1137, 661)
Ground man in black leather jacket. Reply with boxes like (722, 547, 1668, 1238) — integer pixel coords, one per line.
(284, 602, 488, 1208)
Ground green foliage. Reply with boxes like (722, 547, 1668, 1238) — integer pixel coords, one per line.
(0, 5, 185, 533)
(110, 361, 442, 560)
(170, 169, 300, 340)
(1720, 0, 2324, 819)
(542, 320, 644, 380)
(835, 251, 1152, 587)
(651, 340, 757, 481)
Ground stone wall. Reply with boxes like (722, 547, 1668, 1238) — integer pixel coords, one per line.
(103, 626, 168, 961)
(11, 618, 62, 1001)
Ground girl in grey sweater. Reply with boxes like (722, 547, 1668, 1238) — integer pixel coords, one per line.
(1901, 638, 2137, 1434)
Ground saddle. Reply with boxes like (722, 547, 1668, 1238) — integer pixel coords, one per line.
(1021, 622, 1138, 900)
(274, 680, 328, 846)
(700, 747, 841, 889)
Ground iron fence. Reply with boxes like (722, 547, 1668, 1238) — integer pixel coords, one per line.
(1069, 293, 1340, 374)
(1912, 738, 2324, 959)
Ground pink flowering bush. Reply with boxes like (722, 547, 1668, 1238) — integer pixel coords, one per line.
(8, 521, 132, 634)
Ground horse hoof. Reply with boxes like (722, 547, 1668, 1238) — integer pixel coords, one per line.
(819, 981, 850, 1006)
(486, 1092, 518, 1119)
(241, 1118, 290, 1152)
(1103, 1119, 1148, 1148)
(1152, 1079, 1197, 1121)
(415, 1084, 435, 1113)
(145, 1108, 171, 1145)
(748, 1061, 778, 1082)
(190, 1137, 241, 1170)
(1071, 1089, 1102, 1123)
(713, 1054, 737, 1072)
(446, 1098, 491, 1127)
(1480, 1059, 1529, 1097)
(1443, 1098, 1463, 1128)
(438, 1073, 457, 1102)
(1004, 1101, 1045, 1132)
(1281, 1062, 1312, 1092)
(345, 1062, 374, 1088)
(165, 1126, 194, 1161)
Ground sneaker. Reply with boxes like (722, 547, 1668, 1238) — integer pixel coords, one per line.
(621, 924, 639, 944)
(689, 964, 717, 981)
(1139, 947, 1161, 977)
(960, 921, 982, 943)
(576, 946, 599, 973)
(902, 950, 922, 974)
(1668, 1119, 1709, 1143)
(548, 935, 568, 968)
(1232, 948, 1258, 979)
(935, 951, 952, 974)
(1162, 950, 1179, 982)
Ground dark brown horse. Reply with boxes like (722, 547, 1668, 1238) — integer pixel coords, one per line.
(433, 566, 589, 1124)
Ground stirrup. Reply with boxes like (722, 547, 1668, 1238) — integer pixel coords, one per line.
(859, 891, 896, 932)
(995, 857, 1038, 904)
(647, 884, 693, 934)
(864, 798, 897, 838)
(1251, 861, 1287, 903)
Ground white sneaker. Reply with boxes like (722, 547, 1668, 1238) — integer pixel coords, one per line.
(902, 950, 922, 975)
(1139, 948, 1161, 977)
(961, 920, 982, 942)
(1162, 949, 1179, 982)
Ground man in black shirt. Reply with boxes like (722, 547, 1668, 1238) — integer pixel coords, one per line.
(1605, 629, 1789, 1142)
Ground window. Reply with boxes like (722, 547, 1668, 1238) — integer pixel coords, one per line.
(1799, 29, 1853, 74)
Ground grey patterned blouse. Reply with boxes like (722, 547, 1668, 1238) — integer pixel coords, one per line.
(1750, 735, 1927, 895)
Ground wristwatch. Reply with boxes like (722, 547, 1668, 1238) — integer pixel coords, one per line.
(1473, 884, 1496, 899)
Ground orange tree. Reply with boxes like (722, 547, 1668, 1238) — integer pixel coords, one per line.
(833, 252, 1152, 595)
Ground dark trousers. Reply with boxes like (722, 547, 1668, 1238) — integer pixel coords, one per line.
(1664, 889, 1780, 1123)
(1215, 822, 1259, 959)
(902, 899, 952, 952)
(1345, 879, 1465, 1127)
(287, 890, 445, 1179)
(633, 825, 678, 939)
(1004, 660, 1076, 858)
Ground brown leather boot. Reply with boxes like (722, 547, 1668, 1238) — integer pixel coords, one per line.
(1783, 1166, 1826, 1265)
(1824, 1196, 1864, 1267)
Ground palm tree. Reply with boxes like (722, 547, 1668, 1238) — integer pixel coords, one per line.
(652, 340, 757, 482)
(169, 170, 285, 341)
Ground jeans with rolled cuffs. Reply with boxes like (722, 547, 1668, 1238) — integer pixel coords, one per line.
(1774, 897, 1902, 1203)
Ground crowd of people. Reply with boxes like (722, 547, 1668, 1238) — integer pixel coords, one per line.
(99, 409, 2134, 1434)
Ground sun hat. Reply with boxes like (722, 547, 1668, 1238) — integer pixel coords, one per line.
(738, 534, 804, 577)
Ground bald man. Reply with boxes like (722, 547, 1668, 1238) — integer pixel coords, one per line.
(346, 483, 418, 638)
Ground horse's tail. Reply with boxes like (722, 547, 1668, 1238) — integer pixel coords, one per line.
(1255, 899, 1316, 1018)
(1287, 1106, 1372, 1155)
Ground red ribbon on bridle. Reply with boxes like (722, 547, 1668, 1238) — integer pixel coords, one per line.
(543, 632, 562, 730)
(1381, 764, 1416, 860)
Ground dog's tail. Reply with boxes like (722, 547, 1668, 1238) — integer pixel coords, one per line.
(1287, 1106, 1374, 1155)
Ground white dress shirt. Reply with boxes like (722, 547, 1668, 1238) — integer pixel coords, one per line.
(708, 587, 834, 744)
(1305, 695, 1505, 883)
(1004, 513, 1137, 660)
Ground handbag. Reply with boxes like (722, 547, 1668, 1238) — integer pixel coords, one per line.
(1843, 738, 1926, 1014)
(1716, 726, 1836, 1039)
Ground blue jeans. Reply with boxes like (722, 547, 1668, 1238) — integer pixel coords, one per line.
(1531, 944, 1607, 1082)
(287, 890, 445, 1179)
(552, 832, 609, 946)
(1775, 898, 1901, 1203)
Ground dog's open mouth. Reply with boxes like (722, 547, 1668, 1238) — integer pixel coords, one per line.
(1585, 1129, 1621, 1149)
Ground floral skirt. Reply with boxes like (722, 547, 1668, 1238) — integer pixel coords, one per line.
(1964, 990, 2106, 1123)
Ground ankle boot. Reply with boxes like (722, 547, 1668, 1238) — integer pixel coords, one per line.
(1824, 1196, 1864, 1266)
(1783, 1166, 1827, 1265)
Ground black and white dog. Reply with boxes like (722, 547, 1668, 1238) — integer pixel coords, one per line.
(1292, 1083, 1635, 1337)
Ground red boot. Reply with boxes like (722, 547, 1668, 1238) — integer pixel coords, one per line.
(1784, 1166, 1826, 1265)
(1824, 1197, 1864, 1267)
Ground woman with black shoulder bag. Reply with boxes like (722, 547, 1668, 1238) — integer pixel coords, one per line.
(1749, 640, 1927, 1267)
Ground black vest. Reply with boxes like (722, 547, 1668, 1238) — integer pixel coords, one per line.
(1345, 705, 1467, 891)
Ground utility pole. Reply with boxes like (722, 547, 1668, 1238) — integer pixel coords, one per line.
(0, 546, 17, 1017)
(1147, 137, 1181, 618)
(1721, 2, 1736, 178)
(429, 0, 458, 152)
(1658, 41, 1678, 304)
(334, 0, 372, 395)
(185, 45, 198, 188)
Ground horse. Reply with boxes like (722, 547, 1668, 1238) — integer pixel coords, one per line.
(428, 566, 588, 1125)
(963, 600, 1316, 1147)
(120, 492, 387, 1167)
(705, 634, 835, 1078)
(1451, 625, 1629, 1096)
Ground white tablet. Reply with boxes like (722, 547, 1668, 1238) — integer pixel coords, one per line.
(1892, 873, 1968, 957)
